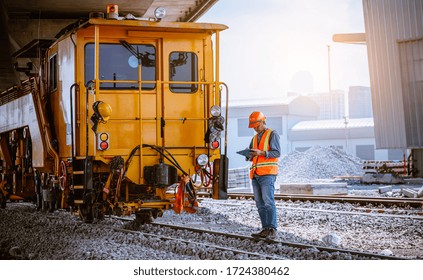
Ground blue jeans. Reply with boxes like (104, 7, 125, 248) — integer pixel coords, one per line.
(251, 175, 277, 230)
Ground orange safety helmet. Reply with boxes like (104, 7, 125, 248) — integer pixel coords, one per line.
(248, 111, 266, 128)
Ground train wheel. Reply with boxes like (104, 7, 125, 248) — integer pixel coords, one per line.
(113, 206, 122, 217)
(79, 204, 93, 223)
(151, 209, 161, 219)
(0, 181, 7, 209)
(58, 161, 70, 209)
(0, 191, 6, 209)
(58, 161, 68, 191)
(92, 202, 104, 220)
(135, 209, 153, 224)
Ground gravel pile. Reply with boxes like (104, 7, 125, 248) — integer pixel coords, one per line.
(278, 146, 364, 183)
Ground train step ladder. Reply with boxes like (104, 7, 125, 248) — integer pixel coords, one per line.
(71, 156, 93, 204)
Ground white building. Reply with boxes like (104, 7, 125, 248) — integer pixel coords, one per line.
(225, 96, 406, 169)
(348, 86, 372, 118)
(226, 96, 318, 168)
(308, 90, 345, 120)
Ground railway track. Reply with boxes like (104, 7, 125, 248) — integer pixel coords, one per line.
(110, 216, 409, 260)
(151, 222, 408, 260)
(226, 192, 423, 208)
(113, 226, 282, 260)
(1, 202, 420, 260)
(199, 200, 423, 220)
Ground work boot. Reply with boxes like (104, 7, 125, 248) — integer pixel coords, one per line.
(266, 228, 277, 240)
(251, 228, 269, 238)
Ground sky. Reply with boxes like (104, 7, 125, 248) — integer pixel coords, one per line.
(199, 0, 370, 101)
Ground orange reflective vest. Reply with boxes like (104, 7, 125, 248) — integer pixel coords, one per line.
(249, 129, 279, 179)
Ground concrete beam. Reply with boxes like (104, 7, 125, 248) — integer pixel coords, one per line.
(378, 185, 393, 194)
(0, 0, 218, 90)
(5, 0, 154, 19)
(8, 19, 75, 50)
(333, 33, 366, 45)
(402, 188, 418, 198)
(0, 0, 19, 88)
(361, 173, 405, 184)
(280, 182, 348, 195)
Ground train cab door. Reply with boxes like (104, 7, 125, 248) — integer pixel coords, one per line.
(82, 37, 161, 184)
(161, 39, 208, 152)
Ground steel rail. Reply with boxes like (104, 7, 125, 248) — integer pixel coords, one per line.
(37, 208, 414, 260)
(227, 192, 423, 208)
(151, 222, 409, 260)
(112, 226, 283, 260)
(199, 200, 423, 220)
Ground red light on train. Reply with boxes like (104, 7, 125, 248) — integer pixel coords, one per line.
(210, 140, 220, 149)
(97, 132, 110, 150)
(100, 141, 109, 150)
(106, 4, 119, 19)
(107, 4, 118, 14)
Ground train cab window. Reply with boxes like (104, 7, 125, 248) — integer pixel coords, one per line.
(49, 54, 58, 92)
(169, 52, 198, 93)
(84, 43, 156, 90)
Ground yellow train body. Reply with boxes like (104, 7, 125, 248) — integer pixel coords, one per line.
(0, 15, 229, 222)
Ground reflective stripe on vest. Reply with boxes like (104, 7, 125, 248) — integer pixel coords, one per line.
(249, 129, 278, 179)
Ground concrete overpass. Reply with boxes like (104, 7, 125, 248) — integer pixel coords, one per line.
(0, 0, 218, 90)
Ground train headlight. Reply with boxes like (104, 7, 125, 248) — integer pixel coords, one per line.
(209, 115, 224, 133)
(154, 7, 166, 21)
(196, 154, 209, 166)
(97, 132, 110, 151)
(210, 105, 221, 117)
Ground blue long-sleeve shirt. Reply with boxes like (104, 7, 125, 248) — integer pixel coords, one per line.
(249, 128, 281, 159)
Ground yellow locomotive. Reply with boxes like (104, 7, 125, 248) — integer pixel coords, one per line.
(0, 6, 228, 223)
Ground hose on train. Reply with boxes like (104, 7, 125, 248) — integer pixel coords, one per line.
(143, 144, 188, 176)
(124, 144, 188, 178)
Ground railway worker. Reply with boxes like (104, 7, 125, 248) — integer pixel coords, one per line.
(247, 111, 281, 240)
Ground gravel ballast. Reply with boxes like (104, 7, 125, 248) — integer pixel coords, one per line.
(0, 146, 422, 260)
